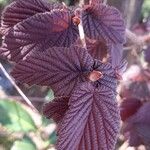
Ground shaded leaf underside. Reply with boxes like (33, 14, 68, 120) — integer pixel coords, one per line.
(43, 97, 69, 124)
(120, 98, 142, 121)
(86, 39, 108, 61)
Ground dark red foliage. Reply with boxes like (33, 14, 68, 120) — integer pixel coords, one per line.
(124, 123, 144, 147)
(120, 66, 150, 100)
(82, 4, 126, 44)
(11, 46, 95, 96)
(123, 102, 150, 147)
(119, 63, 150, 147)
(43, 97, 69, 123)
(0, 9, 79, 62)
(144, 46, 150, 64)
(86, 39, 108, 61)
(57, 82, 120, 150)
(1, 0, 63, 33)
(11, 45, 118, 96)
(120, 98, 142, 121)
(0, 0, 126, 149)
(120, 81, 150, 100)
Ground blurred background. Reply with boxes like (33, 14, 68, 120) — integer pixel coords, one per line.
(0, 0, 150, 150)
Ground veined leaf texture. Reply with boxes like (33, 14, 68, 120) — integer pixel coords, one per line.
(0, 9, 79, 62)
(0, 0, 127, 149)
(43, 97, 69, 123)
(81, 4, 126, 44)
(1, 0, 63, 32)
(57, 82, 120, 150)
(11, 46, 94, 96)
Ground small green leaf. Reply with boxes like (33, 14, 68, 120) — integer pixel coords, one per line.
(11, 140, 36, 150)
(0, 99, 37, 132)
(45, 89, 54, 101)
(22, 135, 36, 148)
(142, 0, 150, 18)
(0, 0, 9, 6)
(49, 131, 57, 144)
(42, 116, 53, 126)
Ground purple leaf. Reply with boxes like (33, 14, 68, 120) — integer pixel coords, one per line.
(86, 38, 126, 73)
(128, 81, 150, 101)
(127, 126, 143, 147)
(120, 80, 150, 101)
(82, 4, 126, 44)
(123, 102, 150, 146)
(115, 59, 128, 76)
(0, 9, 79, 62)
(0, 0, 63, 34)
(86, 38, 125, 69)
(110, 58, 127, 80)
(120, 98, 142, 121)
(131, 102, 150, 124)
(57, 82, 120, 150)
(94, 60, 116, 76)
(43, 97, 69, 123)
(110, 44, 124, 68)
(86, 38, 108, 61)
(93, 60, 117, 90)
(98, 75, 117, 91)
(123, 123, 150, 147)
(135, 123, 150, 146)
(11, 46, 94, 96)
(144, 45, 150, 64)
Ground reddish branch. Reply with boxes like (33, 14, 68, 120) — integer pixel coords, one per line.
(126, 29, 150, 51)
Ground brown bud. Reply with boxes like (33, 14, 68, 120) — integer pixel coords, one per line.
(115, 73, 123, 80)
(72, 16, 80, 26)
(88, 70, 103, 82)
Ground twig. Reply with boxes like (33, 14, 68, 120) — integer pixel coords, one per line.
(126, 29, 145, 52)
(125, 29, 150, 54)
(78, 20, 87, 48)
(0, 63, 39, 113)
(77, 0, 87, 49)
(7, 96, 46, 102)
